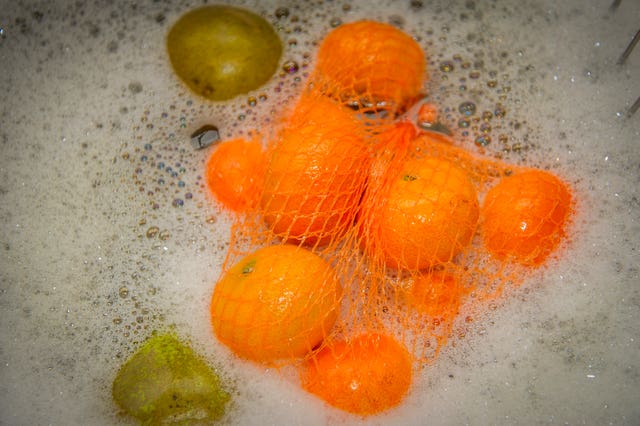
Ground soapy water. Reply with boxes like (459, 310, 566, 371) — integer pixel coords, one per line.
(0, 0, 639, 424)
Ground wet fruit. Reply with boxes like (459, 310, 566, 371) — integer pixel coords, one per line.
(303, 333, 413, 415)
(260, 95, 369, 246)
(481, 169, 572, 266)
(314, 20, 426, 110)
(210, 244, 342, 363)
(112, 334, 230, 424)
(372, 156, 479, 270)
(205, 137, 265, 212)
(167, 6, 282, 100)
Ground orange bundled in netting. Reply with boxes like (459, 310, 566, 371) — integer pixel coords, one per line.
(260, 94, 370, 248)
(210, 244, 341, 363)
(312, 20, 426, 115)
(205, 20, 575, 416)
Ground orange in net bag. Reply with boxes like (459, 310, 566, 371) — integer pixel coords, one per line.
(312, 20, 426, 115)
(336, 125, 496, 358)
(362, 127, 480, 270)
(481, 169, 573, 266)
(259, 93, 371, 247)
(401, 264, 471, 320)
(210, 244, 341, 364)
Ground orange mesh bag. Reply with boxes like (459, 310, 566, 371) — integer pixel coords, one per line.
(205, 19, 575, 416)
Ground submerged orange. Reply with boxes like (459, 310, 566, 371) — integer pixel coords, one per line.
(403, 268, 469, 319)
(372, 156, 479, 270)
(481, 169, 572, 266)
(303, 333, 413, 416)
(260, 95, 369, 247)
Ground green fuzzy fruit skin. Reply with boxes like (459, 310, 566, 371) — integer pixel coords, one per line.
(167, 5, 282, 101)
(112, 334, 231, 424)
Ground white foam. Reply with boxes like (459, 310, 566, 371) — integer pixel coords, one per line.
(1, 0, 639, 424)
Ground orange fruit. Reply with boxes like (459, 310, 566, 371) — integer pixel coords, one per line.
(403, 268, 469, 319)
(260, 95, 369, 246)
(205, 138, 265, 212)
(303, 333, 413, 416)
(481, 169, 572, 266)
(314, 20, 426, 110)
(210, 244, 342, 363)
(372, 156, 479, 270)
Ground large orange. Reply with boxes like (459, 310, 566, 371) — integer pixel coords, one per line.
(210, 244, 342, 363)
(314, 20, 426, 110)
(260, 95, 369, 246)
(371, 156, 479, 270)
(303, 333, 413, 416)
(481, 169, 572, 266)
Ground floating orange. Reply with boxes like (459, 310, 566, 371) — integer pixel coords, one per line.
(210, 244, 341, 363)
(403, 267, 469, 319)
(481, 169, 573, 266)
(303, 333, 413, 416)
(370, 155, 479, 270)
(260, 95, 369, 246)
(314, 20, 426, 111)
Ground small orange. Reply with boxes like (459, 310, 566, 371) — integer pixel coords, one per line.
(260, 95, 369, 246)
(371, 156, 479, 270)
(205, 138, 265, 212)
(303, 333, 413, 416)
(210, 244, 341, 363)
(481, 169, 572, 266)
(314, 20, 426, 110)
(403, 268, 469, 319)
